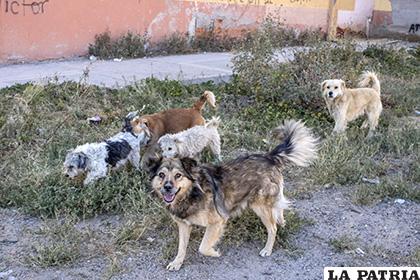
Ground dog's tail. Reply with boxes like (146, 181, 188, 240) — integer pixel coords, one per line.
(358, 71, 380, 94)
(192, 91, 216, 111)
(268, 120, 318, 167)
(205, 116, 221, 128)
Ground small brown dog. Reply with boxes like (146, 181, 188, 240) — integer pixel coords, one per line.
(321, 71, 382, 137)
(149, 120, 318, 271)
(131, 91, 216, 166)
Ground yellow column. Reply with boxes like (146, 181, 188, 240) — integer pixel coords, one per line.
(327, 0, 338, 40)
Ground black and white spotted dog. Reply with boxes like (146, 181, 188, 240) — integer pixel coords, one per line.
(63, 112, 150, 185)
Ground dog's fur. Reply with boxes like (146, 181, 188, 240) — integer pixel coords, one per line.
(158, 117, 221, 161)
(130, 90, 216, 168)
(149, 120, 318, 271)
(321, 71, 382, 136)
(130, 91, 216, 141)
(63, 113, 150, 185)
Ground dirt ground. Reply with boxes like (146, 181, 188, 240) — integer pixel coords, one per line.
(1, 186, 418, 280)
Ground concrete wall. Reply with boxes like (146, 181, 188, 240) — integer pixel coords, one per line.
(371, 0, 420, 38)
(391, 0, 420, 27)
(0, 0, 364, 63)
(338, 0, 374, 31)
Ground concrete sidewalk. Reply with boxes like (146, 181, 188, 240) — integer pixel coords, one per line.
(1, 39, 416, 89)
(0, 52, 234, 89)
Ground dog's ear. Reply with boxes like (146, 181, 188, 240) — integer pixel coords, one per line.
(340, 80, 346, 90)
(140, 123, 152, 138)
(77, 153, 89, 169)
(144, 156, 162, 179)
(125, 111, 138, 120)
(141, 118, 149, 128)
(180, 157, 198, 179)
(130, 117, 141, 128)
(321, 81, 327, 92)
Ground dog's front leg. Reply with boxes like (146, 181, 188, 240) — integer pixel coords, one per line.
(129, 150, 141, 170)
(333, 114, 347, 134)
(83, 169, 106, 186)
(167, 220, 192, 271)
(209, 139, 222, 163)
(83, 162, 107, 186)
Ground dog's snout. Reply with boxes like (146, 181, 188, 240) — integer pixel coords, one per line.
(65, 174, 69, 177)
(163, 181, 173, 191)
(328, 91, 333, 96)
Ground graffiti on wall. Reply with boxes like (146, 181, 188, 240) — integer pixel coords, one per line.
(0, 0, 49, 15)
(408, 24, 420, 34)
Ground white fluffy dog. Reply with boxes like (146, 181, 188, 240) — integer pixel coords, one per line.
(158, 117, 221, 160)
(321, 71, 382, 137)
(63, 112, 150, 185)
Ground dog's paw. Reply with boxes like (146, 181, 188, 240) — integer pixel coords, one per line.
(259, 248, 272, 257)
(166, 260, 183, 271)
(199, 248, 221, 257)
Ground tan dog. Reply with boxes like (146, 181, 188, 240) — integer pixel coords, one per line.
(321, 71, 382, 137)
(131, 91, 216, 167)
(149, 120, 318, 271)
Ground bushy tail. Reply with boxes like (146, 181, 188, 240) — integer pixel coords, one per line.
(192, 91, 216, 111)
(358, 71, 380, 94)
(205, 116, 221, 128)
(269, 120, 318, 167)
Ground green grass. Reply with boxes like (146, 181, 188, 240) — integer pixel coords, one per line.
(224, 211, 311, 248)
(27, 219, 83, 268)
(113, 219, 149, 246)
(329, 235, 358, 253)
(411, 247, 420, 266)
(353, 177, 420, 206)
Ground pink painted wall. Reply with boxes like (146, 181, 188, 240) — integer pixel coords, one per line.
(0, 0, 191, 62)
(0, 0, 364, 63)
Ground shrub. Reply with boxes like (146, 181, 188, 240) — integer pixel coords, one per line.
(88, 31, 147, 59)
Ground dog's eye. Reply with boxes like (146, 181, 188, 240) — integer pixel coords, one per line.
(334, 86, 338, 89)
(158, 172, 165, 179)
(175, 173, 182, 180)
(327, 86, 330, 89)
(168, 147, 172, 151)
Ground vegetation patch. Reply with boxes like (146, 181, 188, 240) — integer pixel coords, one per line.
(88, 19, 325, 60)
(27, 219, 83, 267)
(329, 235, 358, 253)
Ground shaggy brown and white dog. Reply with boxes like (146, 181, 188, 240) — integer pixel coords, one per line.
(149, 120, 318, 271)
(321, 71, 382, 137)
(130, 91, 216, 167)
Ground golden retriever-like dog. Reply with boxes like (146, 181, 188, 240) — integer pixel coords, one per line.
(149, 120, 318, 271)
(321, 71, 382, 137)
